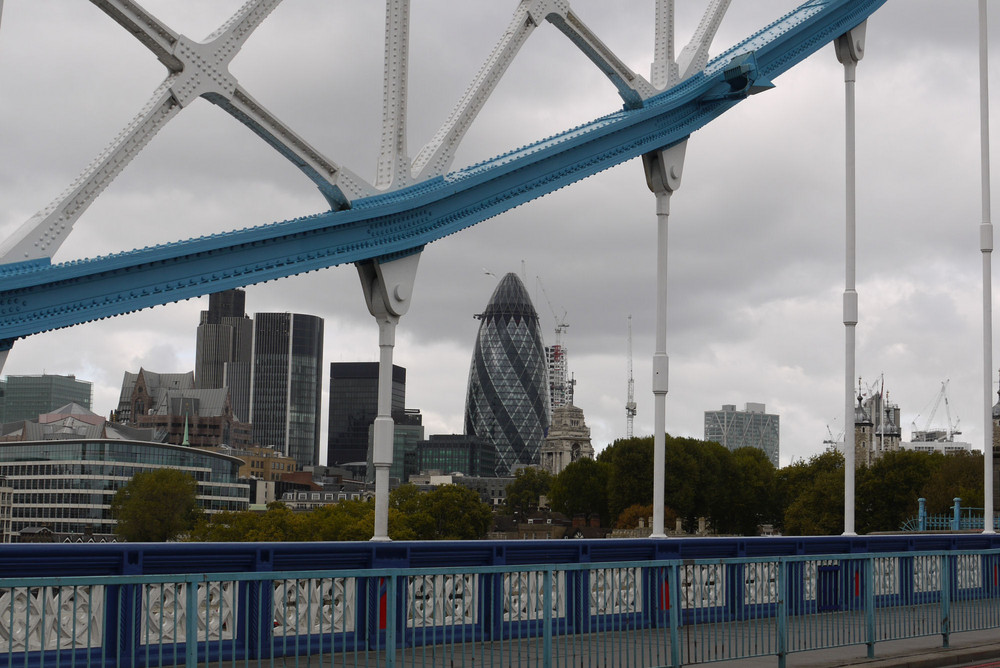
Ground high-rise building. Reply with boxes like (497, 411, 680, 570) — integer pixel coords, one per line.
(0, 374, 93, 424)
(195, 289, 253, 422)
(545, 341, 574, 413)
(250, 313, 324, 471)
(327, 362, 405, 466)
(465, 272, 550, 476)
(704, 402, 779, 467)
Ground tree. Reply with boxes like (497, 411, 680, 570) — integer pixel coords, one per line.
(504, 468, 552, 517)
(420, 485, 493, 539)
(615, 503, 676, 531)
(920, 451, 984, 514)
(599, 437, 653, 521)
(723, 446, 779, 536)
(780, 451, 844, 535)
(112, 469, 201, 541)
(857, 450, 932, 533)
(549, 458, 610, 524)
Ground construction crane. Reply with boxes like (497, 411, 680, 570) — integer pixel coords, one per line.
(626, 315, 636, 438)
(911, 380, 961, 442)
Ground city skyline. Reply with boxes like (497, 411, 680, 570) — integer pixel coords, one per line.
(0, 1, 996, 465)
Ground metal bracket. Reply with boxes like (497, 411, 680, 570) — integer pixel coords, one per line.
(357, 251, 421, 321)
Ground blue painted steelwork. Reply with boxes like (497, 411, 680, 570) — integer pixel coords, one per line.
(0, 0, 886, 349)
(1, 538, 999, 668)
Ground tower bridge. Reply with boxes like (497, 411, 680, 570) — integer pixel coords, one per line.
(6, 1, 1000, 665)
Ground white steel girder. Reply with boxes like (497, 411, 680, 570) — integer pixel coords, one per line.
(0, 0, 372, 263)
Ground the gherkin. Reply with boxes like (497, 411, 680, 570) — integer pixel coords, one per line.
(465, 273, 550, 476)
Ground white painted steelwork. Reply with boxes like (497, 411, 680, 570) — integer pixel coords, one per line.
(835, 22, 867, 537)
(979, 0, 996, 534)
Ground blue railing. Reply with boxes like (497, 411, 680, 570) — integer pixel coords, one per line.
(1, 536, 999, 667)
(900, 497, 1000, 532)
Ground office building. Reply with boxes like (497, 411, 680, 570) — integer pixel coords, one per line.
(704, 402, 779, 467)
(0, 403, 247, 540)
(0, 374, 93, 424)
(327, 362, 405, 467)
(416, 434, 497, 479)
(195, 289, 253, 422)
(465, 272, 550, 476)
(250, 313, 324, 471)
(368, 409, 423, 483)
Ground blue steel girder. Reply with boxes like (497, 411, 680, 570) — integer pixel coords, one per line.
(0, 0, 885, 348)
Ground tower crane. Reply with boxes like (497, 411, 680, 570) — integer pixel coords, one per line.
(911, 380, 960, 441)
(626, 315, 636, 438)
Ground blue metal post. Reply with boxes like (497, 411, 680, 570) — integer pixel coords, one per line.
(669, 564, 680, 667)
(940, 554, 951, 648)
(543, 570, 553, 668)
(919, 498, 927, 531)
(864, 557, 876, 658)
(777, 560, 788, 668)
(386, 575, 397, 668)
(185, 577, 199, 668)
(953, 498, 962, 531)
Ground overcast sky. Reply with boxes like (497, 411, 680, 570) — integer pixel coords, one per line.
(0, 1, 995, 466)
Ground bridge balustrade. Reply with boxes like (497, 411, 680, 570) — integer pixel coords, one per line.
(1, 536, 999, 667)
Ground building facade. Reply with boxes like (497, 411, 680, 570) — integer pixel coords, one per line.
(115, 369, 195, 424)
(195, 289, 253, 422)
(1, 374, 93, 423)
(135, 388, 253, 448)
(327, 362, 405, 467)
(704, 402, 779, 467)
(416, 434, 497, 479)
(465, 273, 550, 476)
(540, 405, 594, 475)
(250, 313, 324, 471)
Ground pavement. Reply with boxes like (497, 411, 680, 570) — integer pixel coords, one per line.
(711, 628, 1000, 668)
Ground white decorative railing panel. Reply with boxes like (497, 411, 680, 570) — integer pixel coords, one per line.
(0, 585, 103, 652)
(141, 582, 235, 644)
(273, 578, 355, 636)
(681, 564, 724, 609)
(407, 574, 478, 628)
(503, 571, 565, 622)
(590, 567, 642, 615)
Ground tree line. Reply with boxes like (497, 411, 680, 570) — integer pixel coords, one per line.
(111, 437, 985, 541)
(506, 436, 985, 536)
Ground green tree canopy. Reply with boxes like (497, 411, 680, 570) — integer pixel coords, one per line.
(504, 467, 552, 517)
(549, 458, 610, 524)
(779, 450, 844, 535)
(920, 451, 984, 514)
(111, 469, 202, 542)
(857, 450, 933, 533)
(721, 446, 779, 536)
(599, 437, 653, 522)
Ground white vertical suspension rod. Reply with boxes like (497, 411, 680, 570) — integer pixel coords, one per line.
(642, 141, 687, 539)
(979, 0, 996, 534)
(835, 23, 866, 537)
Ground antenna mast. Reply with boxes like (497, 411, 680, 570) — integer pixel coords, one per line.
(626, 315, 636, 438)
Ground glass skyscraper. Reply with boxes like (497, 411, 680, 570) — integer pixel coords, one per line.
(465, 273, 550, 476)
(250, 313, 324, 471)
(327, 362, 405, 467)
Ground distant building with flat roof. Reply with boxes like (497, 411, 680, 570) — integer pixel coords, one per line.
(0, 374, 93, 423)
(704, 402, 779, 467)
